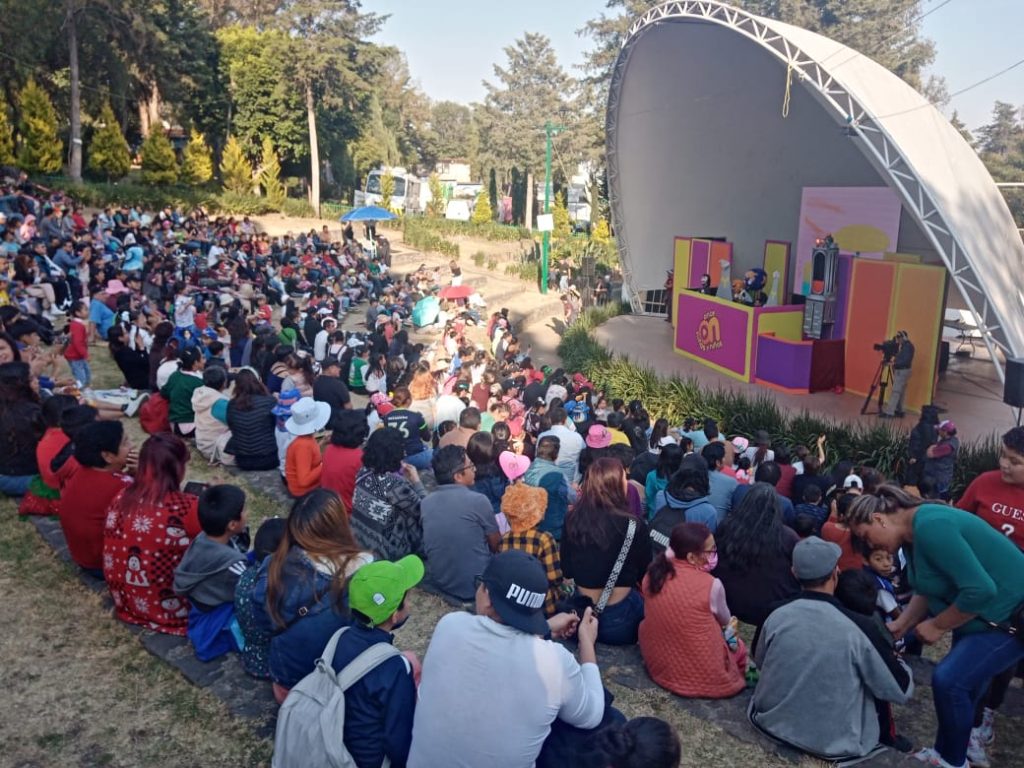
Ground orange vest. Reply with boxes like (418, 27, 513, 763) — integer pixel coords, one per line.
(639, 561, 745, 699)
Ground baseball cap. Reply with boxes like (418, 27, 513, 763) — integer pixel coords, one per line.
(348, 555, 424, 627)
(792, 536, 841, 580)
(479, 550, 549, 636)
(938, 420, 957, 434)
(843, 474, 864, 490)
(658, 435, 677, 448)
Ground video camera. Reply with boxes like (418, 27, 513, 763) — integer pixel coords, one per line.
(873, 337, 900, 362)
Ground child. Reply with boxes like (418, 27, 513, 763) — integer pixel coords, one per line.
(65, 300, 91, 387)
(793, 484, 828, 535)
(334, 556, 424, 765)
(284, 397, 330, 497)
(734, 455, 752, 485)
(173, 484, 250, 662)
(834, 569, 913, 754)
(863, 545, 902, 622)
(234, 517, 286, 679)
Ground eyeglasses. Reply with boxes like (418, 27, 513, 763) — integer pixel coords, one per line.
(459, 463, 477, 474)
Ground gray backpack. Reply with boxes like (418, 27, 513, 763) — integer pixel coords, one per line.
(271, 627, 402, 768)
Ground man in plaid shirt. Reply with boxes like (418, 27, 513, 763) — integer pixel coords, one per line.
(499, 483, 563, 616)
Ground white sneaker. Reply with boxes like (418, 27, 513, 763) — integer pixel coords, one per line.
(967, 730, 992, 768)
(911, 748, 967, 768)
(977, 707, 995, 747)
(124, 392, 149, 418)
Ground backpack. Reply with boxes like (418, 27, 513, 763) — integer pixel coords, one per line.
(271, 627, 402, 768)
(139, 392, 171, 435)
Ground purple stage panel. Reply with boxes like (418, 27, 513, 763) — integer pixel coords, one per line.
(755, 335, 812, 390)
(688, 240, 711, 290)
(830, 253, 853, 341)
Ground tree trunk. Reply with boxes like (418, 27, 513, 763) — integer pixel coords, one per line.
(306, 82, 320, 217)
(67, 2, 82, 182)
(147, 88, 161, 131)
(139, 102, 150, 138)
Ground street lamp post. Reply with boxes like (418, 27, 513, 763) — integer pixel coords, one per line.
(541, 120, 564, 295)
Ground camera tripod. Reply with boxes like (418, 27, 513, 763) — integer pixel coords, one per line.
(861, 357, 895, 415)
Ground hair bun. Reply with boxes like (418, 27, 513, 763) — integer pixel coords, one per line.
(597, 724, 636, 759)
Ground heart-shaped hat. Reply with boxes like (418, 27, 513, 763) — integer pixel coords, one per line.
(498, 450, 530, 482)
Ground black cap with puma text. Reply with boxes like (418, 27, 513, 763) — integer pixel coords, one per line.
(479, 550, 549, 636)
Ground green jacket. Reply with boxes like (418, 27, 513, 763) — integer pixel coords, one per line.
(909, 504, 1024, 634)
(161, 370, 204, 424)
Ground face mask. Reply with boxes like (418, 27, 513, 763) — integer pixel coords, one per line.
(701, 552, 719, 572)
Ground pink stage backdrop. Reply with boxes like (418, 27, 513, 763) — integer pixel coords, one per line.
(793, 187, 901, 295)
(676, 294, 750, 377)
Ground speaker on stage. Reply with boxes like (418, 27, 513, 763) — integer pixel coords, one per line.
(1004, 358, 1024, 408)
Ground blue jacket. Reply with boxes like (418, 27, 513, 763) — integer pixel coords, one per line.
(650, 490, 719, 550)
(330, 625, 416, 768)
(249, 552, 352, 688)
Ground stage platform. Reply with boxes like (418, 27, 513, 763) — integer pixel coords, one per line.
(594, 315, 1014, 443)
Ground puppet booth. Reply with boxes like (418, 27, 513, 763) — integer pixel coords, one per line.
(606, 1, 1024, 413)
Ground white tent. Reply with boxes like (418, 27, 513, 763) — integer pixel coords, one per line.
(606, 0, 1024, 377)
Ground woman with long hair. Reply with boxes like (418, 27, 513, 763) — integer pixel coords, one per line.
(321, 409, 369, 512)
(0, 361, 43, 496)
(639, 522, 746, 699)
(107, 324, 151, 391)
(712, 482, 799, 627)
(225, 368, 278, 470)
(644, 443, 683, 519)
(467, 430, 508, 519)
(407, 361, 437, 429)
(849, 486, 1024, 768)
(281, 352, 316, 398)
(103, 433, 200, 634)
(247, 488, 373, 702)
(561, 457, 653, 645)
(148, 321, 176, 390)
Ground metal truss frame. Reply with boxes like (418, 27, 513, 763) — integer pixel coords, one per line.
(606, 0, 1011, 379)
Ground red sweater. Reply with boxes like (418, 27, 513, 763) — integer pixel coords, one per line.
(285, 435, 323, 497)
(957, 470, 1024, 551)
(65, 318, 89, 361)
(60, 466, 132, 570)
(321, 445, 363, 513)
(37, 427, 70, 490)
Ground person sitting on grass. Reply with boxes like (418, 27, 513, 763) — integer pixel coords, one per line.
(320, 409, 369, 513)
(420, 445, 500, 602)
(161, 346, 205, 438)
(749, 537, 914, 763)
(191, 365, 232, 466)
(498, 482, 563, 616)
(328, 556, 425, 768)
(173, 485, 250, 662)
(234, 516, 286, 680)
(58, 420, 133, 578)
(284, 397, 331, 498)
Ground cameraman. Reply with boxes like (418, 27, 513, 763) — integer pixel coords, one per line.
(881, 330, 914, 418)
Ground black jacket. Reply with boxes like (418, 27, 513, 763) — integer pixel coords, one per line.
(0, 400, 44, 476)
(225, 395, 278, 470)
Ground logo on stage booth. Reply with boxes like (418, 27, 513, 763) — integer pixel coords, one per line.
(696, 310, 723, 352)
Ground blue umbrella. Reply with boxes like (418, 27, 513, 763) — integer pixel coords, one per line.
(411, 296, 440, 328)
(340, 205, 397, 222)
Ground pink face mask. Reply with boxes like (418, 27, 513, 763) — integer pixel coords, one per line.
(700, 552, 719, 572)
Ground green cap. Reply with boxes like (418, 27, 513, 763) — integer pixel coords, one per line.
(348, 555, 424, 627)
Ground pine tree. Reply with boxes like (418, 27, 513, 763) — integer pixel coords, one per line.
(259, 136, 285, 208)
(220, 135, 252, 194)
(591, 218, 611, 244)
(87, 101, 131, 181)
(471, 191, 492, 224)
(17, 78, 63, 174)
(140, 130, 179, 185)
(427, 172, 444, 217)
(552, 190, 570, 239)
(180, 129, 214, 185)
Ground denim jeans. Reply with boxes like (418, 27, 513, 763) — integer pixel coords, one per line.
(932, 629, 1024, 765)
(68, 359, 91, 388)
(0, 473, 35, 496)
(404, 447, 434, 471)
(593, 588, 644, 646)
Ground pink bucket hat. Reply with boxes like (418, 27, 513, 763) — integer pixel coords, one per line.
(586, 425, 612, 449)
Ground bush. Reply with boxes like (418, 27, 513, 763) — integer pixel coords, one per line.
(259, 136, 285, 208)
(471, 191, 492, 224)
(17, 78, 63, 174)
(210, 193, 274, 215)
(140, 131, 179, 185)
(87, 101, 131, 181)
(38, 177, 213, 211)
(471, 251, 485, 267)
(0, 100, 16, 165)
(220, 135, 252, 195)
(180, 129, 213, 185)
(280, 198, 316, 218)
(486, 257, 498, 271)
(557, 306, 998, 497)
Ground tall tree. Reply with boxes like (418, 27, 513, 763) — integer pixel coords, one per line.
(478, 33, 579, 180)
(220, 134, 252, 194)
(430, 101, 475, 160)
(977, 102, 1021, 157)
(181, 129, 214, 184)
(948, 111, 974, 146)
(260, 136, 286, 207)
(488, 168, 498, 218)
(271, 0, 385, 215)
(140, 130, 179, 184)
(87, 100, 131, 181)
(17, 79, 64, 175)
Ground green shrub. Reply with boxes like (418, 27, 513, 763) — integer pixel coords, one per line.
(558, 306, 999, 497)
(0, 101, 14, 165)
(210, 193, 274, 215)
(486, 257, 498, 271)
(180, 129, 213, 185)
(280, 198, 315, 218)
(140, 131, 179, 185)
(39, 177, 213, 210)
(471, 251, 485, 267)
(17, 78, 63, 174)
(220, 135, 252, 195)
(260, 136, 285, 208)
(86, 101, 131, 181)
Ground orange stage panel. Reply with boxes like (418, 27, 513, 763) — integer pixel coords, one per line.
(845, 260, 896, 397)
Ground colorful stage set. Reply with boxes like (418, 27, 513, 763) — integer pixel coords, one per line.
(669, 187, 946, 413)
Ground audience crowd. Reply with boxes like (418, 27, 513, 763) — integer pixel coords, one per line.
(2, 172, 1023, 768)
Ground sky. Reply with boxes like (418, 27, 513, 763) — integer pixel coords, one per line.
(368, 0, 1024, 132)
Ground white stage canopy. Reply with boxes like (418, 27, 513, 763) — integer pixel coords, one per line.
(606, 0, 1024, 376)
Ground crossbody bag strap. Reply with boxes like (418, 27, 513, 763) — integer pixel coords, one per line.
(595, 518, 637, 615)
